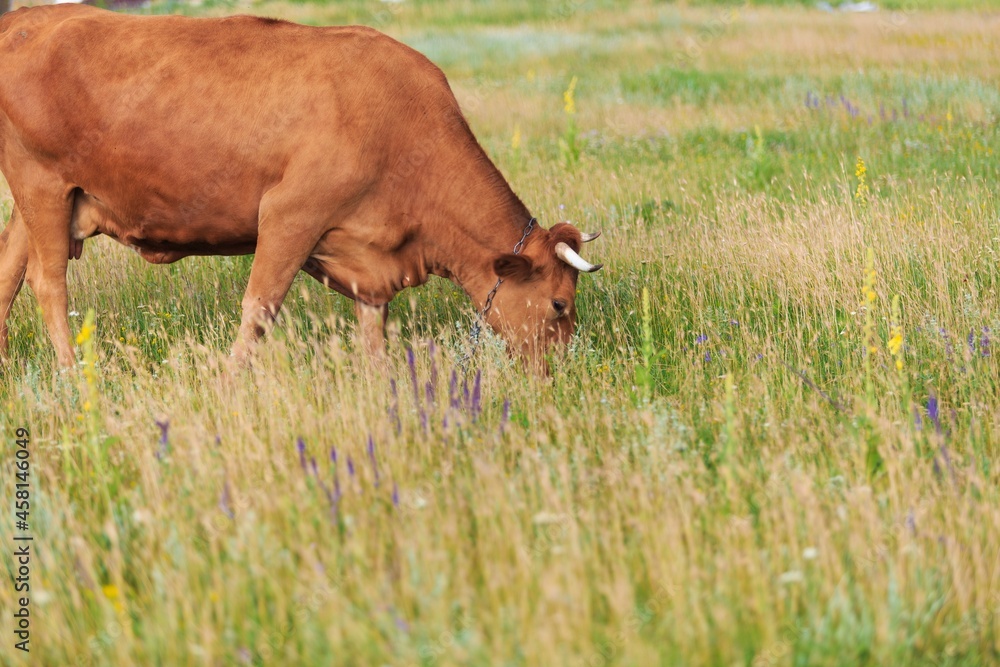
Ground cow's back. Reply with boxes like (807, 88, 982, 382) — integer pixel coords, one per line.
(0, 5, 464, 237)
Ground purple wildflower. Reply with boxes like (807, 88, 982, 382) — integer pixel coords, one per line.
(155, 419, 169, 459)
(695, 334, 708, 344)
(913, 405, 922, 431)
(428, 341, 438, 404)
(389, 379, 401, 434)
(219, 479, 234, 519)
(330, 446, 341, 500)
(406, 347, 427, 430)
(406, 347, 419, 402)
(704, 351, 711, 363)
(968, 330, 976, 355)
(367, 435, 380, 488)
(296, 437, 307, 473)
(927, 395, 941, 434)
(940, 328, 954, 357)
(347, 457, 355, 478)
(981, 327, 990, 356)
(308, 453, 336, 511)
(471, 370, 482, 421)
(392, 482, 399, 508)
(449, 370, 459, 410)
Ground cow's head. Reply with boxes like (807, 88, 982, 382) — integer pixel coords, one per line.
(487, 222, 602, 372)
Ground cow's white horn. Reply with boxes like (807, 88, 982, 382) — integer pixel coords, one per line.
(580, 231, 601, 243)
(555, 242, 603, 272)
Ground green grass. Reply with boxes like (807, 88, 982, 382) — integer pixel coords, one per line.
(3, 1, 1000, 666)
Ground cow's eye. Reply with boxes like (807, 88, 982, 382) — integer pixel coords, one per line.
(552, 299, 567, 314)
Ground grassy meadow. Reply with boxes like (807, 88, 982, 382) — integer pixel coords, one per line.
(4, 1, 1000, 665)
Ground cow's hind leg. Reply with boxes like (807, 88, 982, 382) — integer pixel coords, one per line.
(0, 206, 29, 360)
(231, 191, 326, 362)
(18, 189, 75, 367)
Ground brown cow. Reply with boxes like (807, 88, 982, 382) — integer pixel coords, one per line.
(0, 5, 601, 371)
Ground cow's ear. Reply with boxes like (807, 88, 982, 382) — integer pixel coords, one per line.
(494, 254, 537, 281)
(548, 222, 582, 251)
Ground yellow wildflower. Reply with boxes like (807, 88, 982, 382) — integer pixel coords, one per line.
(512, 124, 521, 151)
(855, 156, 870, 201)
(102, 584, 124, 615)
(887, 332, 903, 356)
(563, 76, 578, 115)
(75, 321, 95, 346)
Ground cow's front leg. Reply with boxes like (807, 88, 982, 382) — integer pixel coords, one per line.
(0, 206, 29, 360)
(18, 191, 75, 367)
(231, 193, 325, 363)
(354, 300, 388, 362)
(231, 244, 311, 363)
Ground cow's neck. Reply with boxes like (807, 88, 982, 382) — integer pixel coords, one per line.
(417, 150, 534, 311)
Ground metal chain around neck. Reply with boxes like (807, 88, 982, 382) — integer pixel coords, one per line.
(458, 217, 536, 373)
